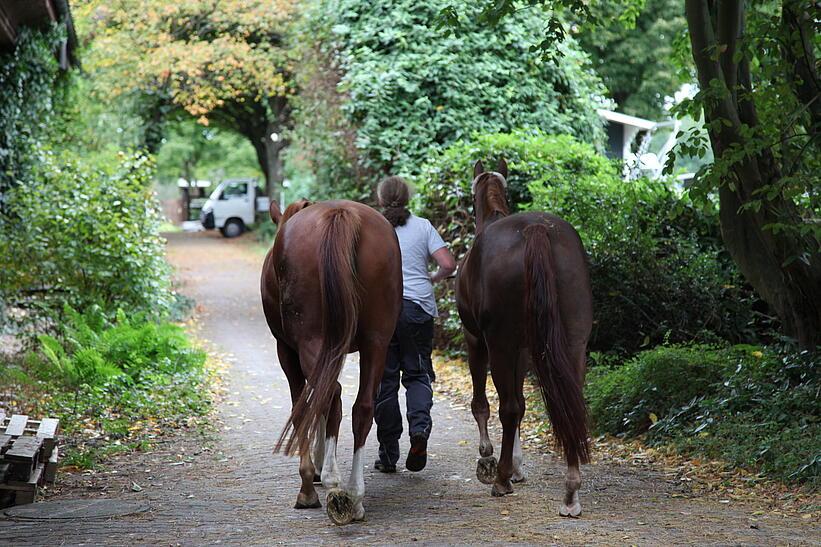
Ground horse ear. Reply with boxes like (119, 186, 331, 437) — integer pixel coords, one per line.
(269, 201, 283, 225)
(473, 160, 485, 178)
(496, 158, 508, 179)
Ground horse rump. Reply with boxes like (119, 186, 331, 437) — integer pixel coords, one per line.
(275, 207, 362, 456)
(522, 223, 590, 465)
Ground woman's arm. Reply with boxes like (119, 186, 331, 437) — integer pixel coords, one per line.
(430, 247, 457, 283)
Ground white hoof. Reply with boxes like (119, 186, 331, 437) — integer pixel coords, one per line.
(559, 502, 582, 518)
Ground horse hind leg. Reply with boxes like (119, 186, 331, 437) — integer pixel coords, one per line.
(559, 459, 582, 518)
(312, 416, 326, 483)
(326, 342, 385, 525)
(321, 382, 343, 489)
(278, 343, 321, 509)
(511, 358, 527, 484)
(488, 341, 521, 497)
(466, 332, 495, 484)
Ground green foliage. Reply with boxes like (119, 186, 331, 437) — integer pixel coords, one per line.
(575, 0, 687, 119)
(417, 130, 762, 354)
(0, 148, 173, 331)
(3, 306, 211, 469)
(38, 305, 205, 388)
(292, 0, 607, 199)
(587, 344, 820, 485)
(0, 26, 65, 195)
(154, 119, 263, 186)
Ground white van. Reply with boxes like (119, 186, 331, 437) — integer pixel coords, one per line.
(200, 179, 270, 237)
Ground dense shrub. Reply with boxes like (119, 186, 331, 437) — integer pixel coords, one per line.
(38, 305, 205, 388)
(417, 131, 764, 354)
(0, 149, 173, 333)
(0, 26, 64, 198)
(587, 344, 820, 485)
(291, 0, 607, 199)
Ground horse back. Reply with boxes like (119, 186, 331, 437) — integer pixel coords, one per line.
(457, 211, 592, 341)
(261, 200, 402, 349)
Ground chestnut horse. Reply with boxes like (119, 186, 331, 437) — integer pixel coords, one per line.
(456, 160, 593, 517)
(261, 199, 402, 524)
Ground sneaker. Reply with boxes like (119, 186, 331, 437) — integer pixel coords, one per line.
(374, 459, 397, 473)
(405, 433, 428, 472)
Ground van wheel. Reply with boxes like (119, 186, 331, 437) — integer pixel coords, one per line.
(221, 219, 245, 238)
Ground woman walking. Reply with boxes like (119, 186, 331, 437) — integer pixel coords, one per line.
(374, 176, 456, 473)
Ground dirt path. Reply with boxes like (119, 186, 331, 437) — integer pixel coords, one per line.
(2, 231, 818, 545)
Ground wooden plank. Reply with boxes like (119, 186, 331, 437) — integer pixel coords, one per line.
(6, 462, 42, 489)
(36, 418, 58, 438)
(4, 436, 42, 463)
(0, 434, 12, 454)
(37, 418, 59, 460)
(44, 446, 58, 483)
(4, 414, 27, 436)
(5, 436, 41, 481)
(14, 488, 35, 505)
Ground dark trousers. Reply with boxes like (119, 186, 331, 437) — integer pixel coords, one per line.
(374, 299, 434, 466)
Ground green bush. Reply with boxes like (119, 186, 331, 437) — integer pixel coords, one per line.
(0, 148, 173, 333)
(587, 344, 820, 485)
(291, 0, 606, 198)
(416, 130, 763, 354)
(38, 305, 204, 388)
(586, 344, 730, 436)
(7, 305, 210, 468)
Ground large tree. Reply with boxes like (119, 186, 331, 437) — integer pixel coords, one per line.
(76, 0, 295, 196)
(678, 0, 820, 348)
(442, 0, 820, 349)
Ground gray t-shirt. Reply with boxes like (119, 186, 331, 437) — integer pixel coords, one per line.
(395, 214, 447, 318)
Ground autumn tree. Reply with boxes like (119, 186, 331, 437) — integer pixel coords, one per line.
(76, 0, 295, 196)
(440, 0, 820, 349)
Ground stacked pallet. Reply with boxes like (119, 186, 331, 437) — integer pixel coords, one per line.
(0, 412, 59, 508)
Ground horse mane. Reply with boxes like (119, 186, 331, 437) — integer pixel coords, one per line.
(474, 174, 509, 232)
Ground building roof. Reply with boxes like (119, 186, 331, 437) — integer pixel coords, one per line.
(597, 109, 657, 131)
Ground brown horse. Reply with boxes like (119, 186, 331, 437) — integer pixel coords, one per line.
(456, 160, 593, 517)
(261, 198, 402, 524)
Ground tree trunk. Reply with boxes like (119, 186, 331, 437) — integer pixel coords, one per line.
(249, 121, 287, 199)
(685, 0, 821, 349)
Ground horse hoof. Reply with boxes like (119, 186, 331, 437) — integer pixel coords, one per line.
(476, 456, 497, 485)
(491, 480, 513, 497)
(294, 492, 321, 509)
(511, 473, 526, 484)
(313, 475, 323, 484)
(559, 502, 582, 518)
(326, 488, 355, 525)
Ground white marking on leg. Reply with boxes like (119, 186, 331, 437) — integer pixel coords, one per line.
(313, 417, 326, 474)
(346, 447, 366, 521)
(321, 436, 340, 489)
(512, 427, 525, 481)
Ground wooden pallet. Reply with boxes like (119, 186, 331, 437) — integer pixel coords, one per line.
(0, 412, 60, 507)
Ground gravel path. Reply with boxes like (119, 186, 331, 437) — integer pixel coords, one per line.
(1, 231, 817, 545)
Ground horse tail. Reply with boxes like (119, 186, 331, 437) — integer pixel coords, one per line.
(523, 224, 590, 465)
(275, 207, 361, 456)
